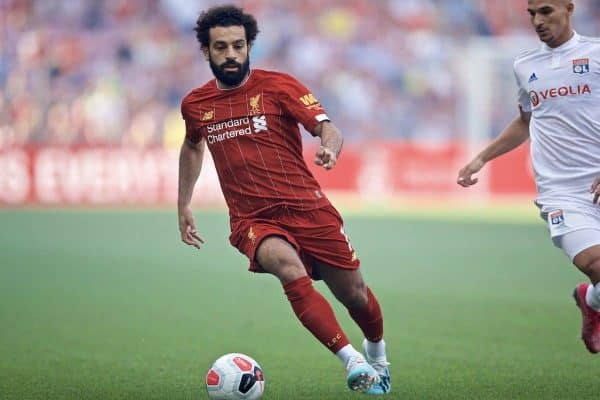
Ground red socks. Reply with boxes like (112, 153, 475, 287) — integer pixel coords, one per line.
(284, 276, 349, 353)
(348, 287, 384, 342)
(283, 277, 384, 352)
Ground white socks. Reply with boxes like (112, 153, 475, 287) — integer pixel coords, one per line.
(336, 344, 363, 367)
(364, 339, 387, 360)
(585, 283, 600, 311)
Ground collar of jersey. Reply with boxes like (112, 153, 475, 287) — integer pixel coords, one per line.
(214, 69, 254, 92)
(541, 31, 579, 53)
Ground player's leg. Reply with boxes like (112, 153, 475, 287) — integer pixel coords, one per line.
(554, 229, 600, 353)
(283, 203, 385, 393)
(255, 236, 348, 348)
(254, 235, 376, 391)
(316, 263, 390, 394)
(254, 235, 307, 284)
(315, 263, 382, 342)
(572, 244, 600, 284)
(571, 242, 600, 353)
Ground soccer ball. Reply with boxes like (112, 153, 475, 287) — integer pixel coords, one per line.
(205, 353, 265, 400)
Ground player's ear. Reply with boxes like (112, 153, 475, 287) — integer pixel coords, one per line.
(202, 46, 209, 61)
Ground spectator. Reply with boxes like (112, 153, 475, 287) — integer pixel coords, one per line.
(1, 0, 599, 147)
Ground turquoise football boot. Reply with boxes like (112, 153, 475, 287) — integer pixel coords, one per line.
(362, 339, 391, 395)
(345, 355, 380, 392)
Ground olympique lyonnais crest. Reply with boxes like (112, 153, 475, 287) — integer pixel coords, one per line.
(550, 210, 564, 225)
(572, 58, 590, 74)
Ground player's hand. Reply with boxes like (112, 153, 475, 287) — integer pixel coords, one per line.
(315, 146, 337, 170)
(590, 176, 600, 205)
(178, 206, 205, 249)
(457, 158, 485, 187)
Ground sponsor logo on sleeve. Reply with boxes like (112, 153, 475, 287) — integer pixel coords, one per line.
(572, 58, 590, 74)
(299, 93, 324, 111)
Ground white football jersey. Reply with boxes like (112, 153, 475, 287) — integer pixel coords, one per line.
(513, 32, 600, 212)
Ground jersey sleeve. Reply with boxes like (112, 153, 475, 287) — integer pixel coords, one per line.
(513, 61, 532, 113)
(181, 96, 202, 144)
(277, 74, 330, 135)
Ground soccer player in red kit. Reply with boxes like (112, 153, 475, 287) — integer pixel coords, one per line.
(177, 5, 390, 394)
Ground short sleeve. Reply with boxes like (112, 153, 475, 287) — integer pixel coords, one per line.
(181, 96, 201, 144)
(514, 62, 532, 113)
(277, 74, 330, 134)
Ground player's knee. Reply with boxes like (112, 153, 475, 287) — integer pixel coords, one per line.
(341, 284, 368, 309)
(269, 262, 306, 285)
(256, 238, 306, 284)
(575, 254, 600, 281)
(585, 258, 600, 280)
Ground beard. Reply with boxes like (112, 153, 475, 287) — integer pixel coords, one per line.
(209, 56, 250, 87)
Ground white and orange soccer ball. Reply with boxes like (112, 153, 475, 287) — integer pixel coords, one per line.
(205, 353, 265, 400)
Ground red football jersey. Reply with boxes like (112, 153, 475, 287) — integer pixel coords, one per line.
(181, 69, 332, 218)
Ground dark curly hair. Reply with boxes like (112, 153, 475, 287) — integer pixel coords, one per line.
(194, 5, 259, 48)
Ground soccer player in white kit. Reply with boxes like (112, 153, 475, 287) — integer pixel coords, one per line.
(457, 0, 600, 354)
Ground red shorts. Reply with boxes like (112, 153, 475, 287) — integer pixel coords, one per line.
(229, 204, 360, 279)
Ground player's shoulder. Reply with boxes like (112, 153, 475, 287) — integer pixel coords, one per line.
(181, 80, 218, 112)
(513, 47, 541, 68)
(252, 69, 301, 84)
(578, 34, 600, 43)
(182, 81, 217, 102)
(577, 34, 600, 48)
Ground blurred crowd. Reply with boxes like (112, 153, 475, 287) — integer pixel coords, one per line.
(2, 0, 600, 148)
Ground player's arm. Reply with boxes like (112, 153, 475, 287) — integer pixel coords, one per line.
(276, 73, 340, 170)
(457, 107, 531, 187)
(177, 137, 206, 249)
(313, 121, 343, 170)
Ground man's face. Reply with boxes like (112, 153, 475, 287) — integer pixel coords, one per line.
(205, 25, 250, 87)
(527, 0, 574, 47)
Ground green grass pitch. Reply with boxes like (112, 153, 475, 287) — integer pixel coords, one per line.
(1, 209, 599, 399)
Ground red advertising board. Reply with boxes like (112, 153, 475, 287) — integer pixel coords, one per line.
(0, 142, 535, 206)
(307, 141, 468, 196)
(0, 147, 180, 205)
(487, 142, 536, 195)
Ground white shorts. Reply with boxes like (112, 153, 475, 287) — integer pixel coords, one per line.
(552, 229, 600, 261)
(545, 206, 600, 261)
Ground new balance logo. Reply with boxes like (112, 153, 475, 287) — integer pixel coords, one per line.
(528, 73, 538, 83)
(252, 115, 267, 133)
